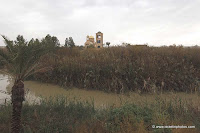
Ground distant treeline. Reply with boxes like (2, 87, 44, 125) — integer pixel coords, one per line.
(0, 34, 77, 68)
(0, 34, 75, 49)
(31, 45, 200, 93)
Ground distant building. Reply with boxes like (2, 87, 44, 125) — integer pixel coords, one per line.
(85, 31, 103, 48)
(126, 44, 148, 47)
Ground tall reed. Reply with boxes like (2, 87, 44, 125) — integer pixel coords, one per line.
(33, 45, 200, 93)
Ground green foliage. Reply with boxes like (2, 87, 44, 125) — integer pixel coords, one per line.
(102, 104, 153, 132)
(41, 34, 60, 47)
(0, 35, 51, 81)
(65, 37, 75, 48)
(106, 42, 110, 47)
(0, 97, 199, 133)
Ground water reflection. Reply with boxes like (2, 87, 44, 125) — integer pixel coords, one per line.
(0, 74, 40, 105)
(0, 74, 11, 104)
(0, 73, 136, 107)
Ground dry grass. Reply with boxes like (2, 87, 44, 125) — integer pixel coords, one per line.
(32, 45, 200, 94)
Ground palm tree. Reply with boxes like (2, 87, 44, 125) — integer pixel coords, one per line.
(0, 35, 51, 133)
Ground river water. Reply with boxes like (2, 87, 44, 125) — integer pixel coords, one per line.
(0, 73, 140, 108)
(0, 73, 11, 104)
(1, 73, 199, 108)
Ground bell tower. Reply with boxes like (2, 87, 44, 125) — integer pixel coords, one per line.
(96, 31, 103, 48)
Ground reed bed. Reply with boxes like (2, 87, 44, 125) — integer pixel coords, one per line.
(33, 45, 200, 93)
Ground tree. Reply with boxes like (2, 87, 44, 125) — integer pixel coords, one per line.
(69, 37, 75, 48)
(28, 38, 35, 46)
(64, 38, 69, 47)
(52, 36, 60, 47)
(64, 37, 75, 48)
(41, 34, 60, 48)
(106, 42, 110, 47)
(0, 35, 50, 133)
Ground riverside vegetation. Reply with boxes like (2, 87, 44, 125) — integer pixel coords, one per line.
(34, 45, 200, 94)
(0, 96, 199, 133)
(0, 35, 200, 132)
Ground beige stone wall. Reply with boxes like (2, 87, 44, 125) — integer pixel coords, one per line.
(96, 32, 103, 48)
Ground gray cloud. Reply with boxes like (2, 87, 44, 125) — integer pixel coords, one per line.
(0, 0, 200, 46)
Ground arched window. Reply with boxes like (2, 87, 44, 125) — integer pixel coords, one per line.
(97, 35, 101, 38)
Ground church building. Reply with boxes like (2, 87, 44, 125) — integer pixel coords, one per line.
(84, 31, 103, 48)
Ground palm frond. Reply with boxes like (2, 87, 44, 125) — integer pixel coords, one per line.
(1, 35, 51, 81)
(0, 48, 11, 64)
(1, 35, 15, 54)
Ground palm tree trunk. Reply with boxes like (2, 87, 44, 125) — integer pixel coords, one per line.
(11, 80, 25, 133)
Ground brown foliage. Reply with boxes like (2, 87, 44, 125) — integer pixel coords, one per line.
(33, 46, 200, 93)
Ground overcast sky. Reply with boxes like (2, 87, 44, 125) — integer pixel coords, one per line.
(0, 0, 200, 46)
